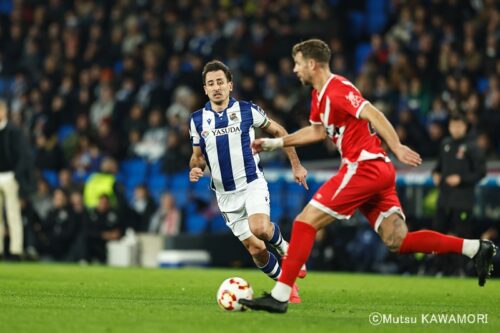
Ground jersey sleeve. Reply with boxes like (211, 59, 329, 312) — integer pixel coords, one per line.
(189, 117, 200, 146)
(251, 104, 270, 128)
(309, 90, 322, 125)
(332, 79, 368, 119)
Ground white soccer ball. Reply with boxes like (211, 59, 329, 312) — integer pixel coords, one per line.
(216, 277, 254, 311)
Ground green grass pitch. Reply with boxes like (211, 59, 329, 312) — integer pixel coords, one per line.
(0, 263, 498, 333)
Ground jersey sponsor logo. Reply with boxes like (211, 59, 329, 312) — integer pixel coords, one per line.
(345, 91, 363, 108)
(211, 124, 242, 136)
(201, 130, 210, 138)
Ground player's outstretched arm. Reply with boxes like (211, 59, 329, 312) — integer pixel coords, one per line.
(263, 119, 308, 189)
(252, 124, 326, 153)
(189, 146, 206, 182)
(359, 103, 422, 167)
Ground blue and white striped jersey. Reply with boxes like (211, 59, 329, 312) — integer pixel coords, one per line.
(190, 97, 269, 194)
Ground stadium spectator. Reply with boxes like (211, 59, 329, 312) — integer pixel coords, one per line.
(83, 157, 118, 209)
(133, 108, 168, 161)
(149, 193, 181, 236)
(58, 168, 79, 194)
(86, 194, 122, 263)
(129, 185, 157, 232)
(162, 130, 191, 175)
(33, 133, 66, 172)
(39, 188, 79, 262)
(31, 178, 53, 221)
(433, 114, 487, 238)
(431, 114, 487, 275)
(0, 100, 34, 260)
(68, 190, 89, 263)
(90, 85, 115, 130)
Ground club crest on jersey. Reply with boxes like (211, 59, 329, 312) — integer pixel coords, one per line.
(201, 130, 210, 138)
(345, 91, 362, 108)
(229, 113, 238, 121)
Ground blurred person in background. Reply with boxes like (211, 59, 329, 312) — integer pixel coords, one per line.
(149, 192, 181, 236)
(133, 108, 168, 161)
(40, 189, 79, 262)
(431, 113, 486, 275)
(83, 157, 118, 209)
(433, 114, 486, 238)
(0, 100, 35, 260)
(86, 194, 122, 263)
(129, 185, 156, 232)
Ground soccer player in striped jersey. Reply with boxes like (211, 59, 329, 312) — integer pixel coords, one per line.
(189, 60, 308, 303)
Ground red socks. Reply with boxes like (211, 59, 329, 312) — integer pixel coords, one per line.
(398, 230, 463, 254)
(278, 221, 317, 287)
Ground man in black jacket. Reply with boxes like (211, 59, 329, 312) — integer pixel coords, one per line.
(0, 99, 35, 259)
(433, 114, 486, 237)
(432, 113, 486, 274)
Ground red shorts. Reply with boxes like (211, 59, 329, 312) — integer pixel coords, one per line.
(310, 159, 404, 231)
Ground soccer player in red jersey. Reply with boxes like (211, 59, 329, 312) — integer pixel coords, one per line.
(239, 39, 496, 313)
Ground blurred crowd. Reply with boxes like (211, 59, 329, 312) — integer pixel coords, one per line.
(0, 0, 499, 262)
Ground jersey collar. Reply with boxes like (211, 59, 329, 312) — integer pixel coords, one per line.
(205, 97, 236, 114)
(317, 74, 335, 101)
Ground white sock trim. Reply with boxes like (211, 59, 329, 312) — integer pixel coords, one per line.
(462, 239, 480, 258)
(271, 281, 292, 302)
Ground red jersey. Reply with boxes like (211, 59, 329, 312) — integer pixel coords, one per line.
(309, 75, 389, 164)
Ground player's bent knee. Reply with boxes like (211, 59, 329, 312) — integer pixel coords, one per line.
(249, 221, 271, 240)
(380, 216, 408, 252)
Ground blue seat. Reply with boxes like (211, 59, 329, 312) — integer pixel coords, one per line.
(119, 158, 148, 188)
(354, 43, 373, 74)
(120, 158, 148, 178)
(270, 204, 285, 223)
(171, 171, 191, 190)
(348, 11, 365, 39)
(191, 176, 212, 203)
(476, 77, 489, 94)
(366, 13, 388, 35)
(148, 159, 164, 177)
(268, 179, 284, 209)
(42, 169, 58, 188)
(185, 214, 207, 234)
(209, 215, 228, 233)
(366, 0, 389, 11)
(305, 179, 323, 202)
(57, 124, 75, 143)
(72, 170, 91, 184)
(147, 174, 169, 202)
(284, 183, 306, 219)
(171, 187, 189, 208)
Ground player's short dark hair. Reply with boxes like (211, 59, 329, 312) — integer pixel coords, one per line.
(202, 60, 232, 84)
(292, 39, 331, 64)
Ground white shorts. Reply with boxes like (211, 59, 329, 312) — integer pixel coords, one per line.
(215, 177, 270, 241)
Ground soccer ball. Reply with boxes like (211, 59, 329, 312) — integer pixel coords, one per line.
(216, 277, 254, 311)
